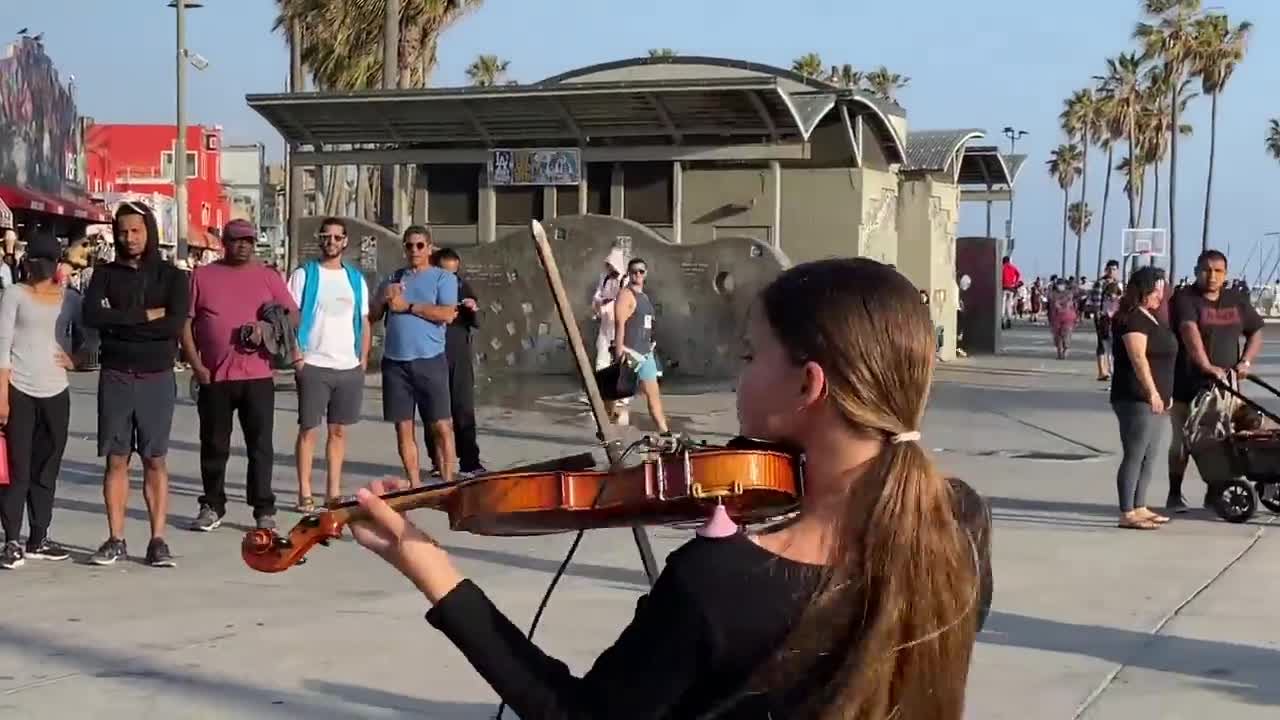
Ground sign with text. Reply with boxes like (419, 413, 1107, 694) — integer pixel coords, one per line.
(489, 148, 580, 186)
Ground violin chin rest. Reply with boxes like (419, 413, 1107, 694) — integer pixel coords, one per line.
(696, 503, 740, 538)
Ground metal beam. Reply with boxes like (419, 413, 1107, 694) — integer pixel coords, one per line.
(458, 101, 493, 145)
(961, 189, 1012, 203)
(746, 90, 778, 143)
(839, 104, 861, 168)
(553, 99, 585, 142)
(292, 143, 812, 167)
(646, 93, 682, 144)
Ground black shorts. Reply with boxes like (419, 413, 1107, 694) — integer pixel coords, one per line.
(296, 364, 364, 429)
(381, 356, 451, 424)
(97, 368, 177, 458)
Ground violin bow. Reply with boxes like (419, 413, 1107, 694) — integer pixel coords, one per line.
(528, 219, 660, 586)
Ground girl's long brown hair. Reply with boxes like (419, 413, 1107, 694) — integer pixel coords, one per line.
(752, 258, 982, 719)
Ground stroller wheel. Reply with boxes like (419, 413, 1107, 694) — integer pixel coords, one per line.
(1257, 482, 1280, 515)
(1215, 479, 1257, 524)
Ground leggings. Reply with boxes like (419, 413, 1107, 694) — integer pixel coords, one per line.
(1113, 401, 1170, 513)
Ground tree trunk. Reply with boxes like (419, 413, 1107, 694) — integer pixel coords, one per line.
(1075, 141, 1089, 280)
(1127, 113, 1137, 229)
(1168, 83, 1179, 280)
(1202, 90, 1218, 252)
(1096, 144, 1114, 280)
(1061, 188, 1070, 276)
(1151, 159, 1160, 229)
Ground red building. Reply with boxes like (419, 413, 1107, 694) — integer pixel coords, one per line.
(85, 123, 229, 250)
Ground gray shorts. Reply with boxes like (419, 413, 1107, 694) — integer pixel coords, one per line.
(381, 355, 451, 423)
(296, 364, 364, 429)
(97, 368, 177, 458)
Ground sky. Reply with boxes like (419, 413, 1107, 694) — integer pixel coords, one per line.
(10, 0, 1280, 280)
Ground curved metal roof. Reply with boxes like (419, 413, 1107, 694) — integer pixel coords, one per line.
(904, 129, 984, 173)
(538, 55, 906, 117)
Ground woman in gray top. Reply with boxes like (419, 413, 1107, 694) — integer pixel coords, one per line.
(0, 232, 81, 570)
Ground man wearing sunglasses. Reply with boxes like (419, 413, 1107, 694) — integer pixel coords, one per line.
(370, 226, 458, 485)
(287, 217, 371, 513)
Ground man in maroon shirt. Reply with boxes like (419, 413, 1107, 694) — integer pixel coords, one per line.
(181, 220, 299, 531)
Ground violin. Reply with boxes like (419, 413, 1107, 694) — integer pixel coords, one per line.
(242, 435, 802, 573)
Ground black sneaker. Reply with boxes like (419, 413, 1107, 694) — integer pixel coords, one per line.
(25, 538, 70, 561)
(145, 538, 176, 568)
(0, 541, 24, 569)
(255, 514, 277, 531)
(89, 538, 127, 566)
(1167, 494, 1189, 513)
(191, 505, 223, 532)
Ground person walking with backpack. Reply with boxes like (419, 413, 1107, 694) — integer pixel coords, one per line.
(181, 219, 298, 532)
(287, 217, 371, 512)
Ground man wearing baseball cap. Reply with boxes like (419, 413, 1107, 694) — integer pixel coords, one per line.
(181, 219, 298, 532)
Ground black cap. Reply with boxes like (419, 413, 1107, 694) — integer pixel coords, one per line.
(25, 232, 61, 262)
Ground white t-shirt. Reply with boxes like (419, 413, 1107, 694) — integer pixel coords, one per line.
(288, 265, 370, 370)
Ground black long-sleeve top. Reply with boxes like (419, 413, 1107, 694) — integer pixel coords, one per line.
(81, 258, 189, 373)
(425, 479, 994, 719)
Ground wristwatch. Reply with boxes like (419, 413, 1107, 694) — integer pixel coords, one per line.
(406, 303, 415, 315)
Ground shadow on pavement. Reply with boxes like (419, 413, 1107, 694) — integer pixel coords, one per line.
(442, 542, 651, 589)
(983, 611, 1280, 707)
(304, 679, 498, 718)
(0, 623, 488, 719)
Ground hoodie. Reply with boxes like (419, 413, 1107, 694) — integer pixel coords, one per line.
(592, 248, 628, 343)
(82, 205, 191, 373)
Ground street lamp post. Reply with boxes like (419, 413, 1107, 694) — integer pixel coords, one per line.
(1002, 126, 1028, 254)
(170, 0, 203, 259)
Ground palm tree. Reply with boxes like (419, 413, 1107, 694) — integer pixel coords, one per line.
(1093, 95, 1121, 280)
(1135, 0, 1203, 280)
(274, 0, 482, 90)
(826, 64, 862, 89)
(1061, 89, 1104, 280)
(1268, 119, 1280, 163)
(1068, 201, 1094, 240)
(1191, 13, 1252, 250)
(864, 66, 910, 102)
(1100, 52, 1146, 229)
(791, 53, 823, 78)
(466, 54, 510, 86)
(1048, 143, 1084, 275)
(647, 48, 677, 57)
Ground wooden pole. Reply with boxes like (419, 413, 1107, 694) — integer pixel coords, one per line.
(528, 220, 659, 586)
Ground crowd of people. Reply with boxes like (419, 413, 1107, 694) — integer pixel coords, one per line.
(0, 203, 680, 570)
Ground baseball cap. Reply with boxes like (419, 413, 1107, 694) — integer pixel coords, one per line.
(223, 218, 257, 240)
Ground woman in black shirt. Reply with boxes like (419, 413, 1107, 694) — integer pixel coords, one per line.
(1110, 266, 1178, 530)
(346, 258, 994, 719)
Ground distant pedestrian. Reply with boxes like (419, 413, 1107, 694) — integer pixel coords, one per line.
(369, 226, 458, 485)
(288, 217, 371, 511)
(82, 202, 188, 567)
(608, 257, 670, 433)
(182, 219, 298, 532)
(426, 248, 486, 478)
(0, 232, 82, 570)
(1047, 277, 1077, 360)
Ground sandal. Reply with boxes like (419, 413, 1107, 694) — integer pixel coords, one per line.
(295, 497, 316, 514)
(1118, 517, 1161, 530)
(1137, 509, 1170, 524)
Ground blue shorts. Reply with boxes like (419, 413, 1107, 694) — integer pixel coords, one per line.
(634, 352, 659, 382)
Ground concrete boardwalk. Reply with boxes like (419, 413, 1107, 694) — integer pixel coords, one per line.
(3, 322, 1280, 718)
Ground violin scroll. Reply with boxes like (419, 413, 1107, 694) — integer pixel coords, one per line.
(241, 511, 346, 573)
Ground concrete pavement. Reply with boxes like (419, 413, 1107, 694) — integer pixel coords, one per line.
(2, 321, 1280, 718)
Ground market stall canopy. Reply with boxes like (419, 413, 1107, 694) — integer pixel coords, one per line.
(0, 185, 110, 223)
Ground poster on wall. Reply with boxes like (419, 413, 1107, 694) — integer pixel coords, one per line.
(489, 148, 580, 186)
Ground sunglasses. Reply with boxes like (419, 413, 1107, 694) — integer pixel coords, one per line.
(629, 267, 647, 275)
(318, 233, 346, 242)
(404, 241, 429, 251)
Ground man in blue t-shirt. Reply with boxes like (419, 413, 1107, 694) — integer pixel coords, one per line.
(370, 226, 459, 484)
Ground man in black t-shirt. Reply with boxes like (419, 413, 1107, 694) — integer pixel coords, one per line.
(1167, 249, 1264, 511)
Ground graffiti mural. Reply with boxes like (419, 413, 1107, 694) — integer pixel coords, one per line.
(0, 38, 83, 193)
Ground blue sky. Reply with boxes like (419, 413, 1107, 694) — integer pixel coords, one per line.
(12, 0, 1280, 279)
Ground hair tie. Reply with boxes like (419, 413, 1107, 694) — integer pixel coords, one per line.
(890, 431, 921, 444)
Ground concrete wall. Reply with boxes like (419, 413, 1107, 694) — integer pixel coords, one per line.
(680, 165, 776, 247)
(777, 168, 862, 262)
(898, 173, 960, 360)
(859, 167, 899, 265)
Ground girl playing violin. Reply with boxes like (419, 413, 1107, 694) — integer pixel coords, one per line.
(349, 257, 994, 719)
